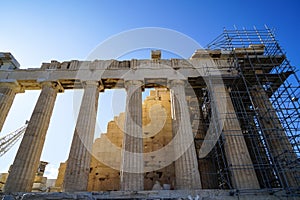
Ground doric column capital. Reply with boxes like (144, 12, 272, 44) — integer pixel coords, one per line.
(168, 79, 187, 88)
(251, 85, 263, 92)
(82, 80, 104, 92)
(82, 80, 99, 86)
(39, 81, 64, 93)
(0, 79, 24, 93)
(124, 80, 144, 90)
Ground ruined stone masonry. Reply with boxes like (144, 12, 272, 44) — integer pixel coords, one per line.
(87, 88, 175, 191)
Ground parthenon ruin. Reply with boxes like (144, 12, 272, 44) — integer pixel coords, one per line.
(0, 27, 299, 199)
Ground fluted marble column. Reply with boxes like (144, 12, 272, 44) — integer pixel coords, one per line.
(63, 81, 100, 192)
(0, 80, 23, 132)
(251, 85, 298, 187)
(121, 80, 144, 191)
(211, 84, 260, 189)
(191, 90, 219, 189)
(4, 82, 59, 192)
(169, 79, 202, 189)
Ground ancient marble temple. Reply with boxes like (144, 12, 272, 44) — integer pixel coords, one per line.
(0, 28, 299, 199)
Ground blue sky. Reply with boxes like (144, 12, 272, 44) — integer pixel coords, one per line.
(1, 0, 300, 178)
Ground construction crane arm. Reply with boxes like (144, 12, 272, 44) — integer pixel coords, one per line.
(0, 124, 27, 157)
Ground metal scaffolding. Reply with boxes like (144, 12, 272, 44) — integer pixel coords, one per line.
(192, 26, 300, 195)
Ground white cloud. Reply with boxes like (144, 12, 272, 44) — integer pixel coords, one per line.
(44, 164, 59, 179)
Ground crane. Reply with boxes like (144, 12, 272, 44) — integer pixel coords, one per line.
(0, 121, 28, 157)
